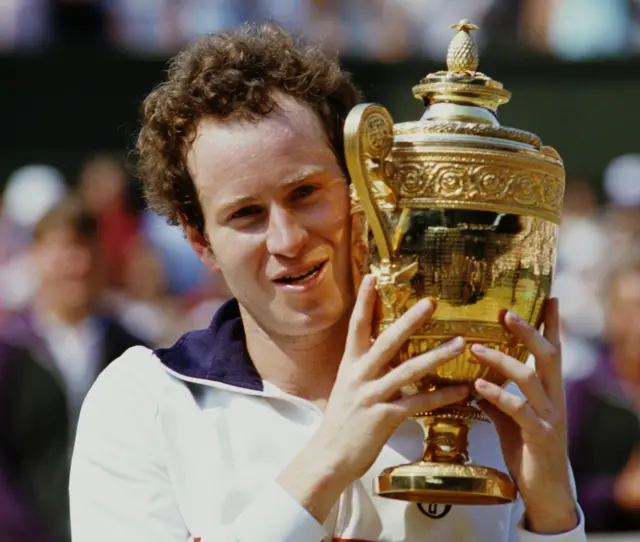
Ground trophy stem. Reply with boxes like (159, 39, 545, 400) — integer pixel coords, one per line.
(374, 404, 517, 505)
(417, 405, 476, 464)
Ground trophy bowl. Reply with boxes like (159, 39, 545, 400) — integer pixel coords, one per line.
(345, 20, 564, 505)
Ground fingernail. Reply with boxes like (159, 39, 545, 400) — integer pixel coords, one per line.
(508, 311, 523, 323)
(449, 336, 465, 349)
(475, 378, 489, 390)
(418, 298, 433, 311)
(471, 343, 489, 354)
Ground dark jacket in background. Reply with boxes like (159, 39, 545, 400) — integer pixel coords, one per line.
(566, 347, 640, 533)
(0, 311, 146, 542)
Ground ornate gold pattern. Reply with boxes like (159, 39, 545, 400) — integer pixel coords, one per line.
(345, 18, 564, 506)
(395, 121, 542, 150)
(413, 80, 511, 113)
(344, 104, 396, 261)
(447, 19, 479, 74)
(371, 260, 419, 320)
(386, 154, 564, 223)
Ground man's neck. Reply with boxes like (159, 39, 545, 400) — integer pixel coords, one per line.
(240, 307, 349, 406)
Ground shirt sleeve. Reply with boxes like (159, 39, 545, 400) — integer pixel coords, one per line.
(507, 471, 587, 542)
(69, 347, 328, 542)
(515, 506, 586, 542)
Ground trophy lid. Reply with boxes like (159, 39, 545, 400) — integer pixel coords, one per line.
(394, 19, 557, 153)
(344, 18, 565, 234)
(412, 20, 512, 126)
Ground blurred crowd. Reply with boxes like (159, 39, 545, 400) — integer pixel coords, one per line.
(553, 155, 640, 533)
(2, 0, 640, 61)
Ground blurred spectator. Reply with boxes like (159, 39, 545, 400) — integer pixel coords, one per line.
(400, 0, 498, 58)
(183, 271, 232, 330)
(251, 0, 312, 36)
(547, 0, 634, 60)
(100, 0, 179, 54)
(141, 210, 208, 295)
(76, 154, 141, 288)
(107, 236, 185, 346)
(0, 197, 146, 542)
(0, 165, 68, 312)
(0, 164, 67, 259)
(3, 0, 640, 58)
(353, 0, 413, 61)
(0, 341, 68, 542)
(602, 153, 640, 253)
(0, 0, 51, 51)
(519, 0, 554, 53)
(553, 180, 606, 380)
(305, 0, 348, 55)
(567, 252, 640, 532)
(177, 0, 248, 43)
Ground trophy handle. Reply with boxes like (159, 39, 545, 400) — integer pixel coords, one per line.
(344, 103, 395, 262)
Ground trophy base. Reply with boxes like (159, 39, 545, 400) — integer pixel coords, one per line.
(375, 462, 517, 505)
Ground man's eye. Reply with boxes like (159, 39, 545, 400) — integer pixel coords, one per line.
(230, 206, 262, 220)
(291, 184, 318, 200)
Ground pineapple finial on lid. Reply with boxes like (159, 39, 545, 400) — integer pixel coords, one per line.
(446, 19, 479, 74)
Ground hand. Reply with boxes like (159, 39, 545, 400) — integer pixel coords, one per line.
(278, 274, 469, 522)
(613, 445, 640, 511)
(470, 299, 578, 535)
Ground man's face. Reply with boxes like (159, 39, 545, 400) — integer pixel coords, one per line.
(187, 96, 353, 337)
(33, 228, 101, 313)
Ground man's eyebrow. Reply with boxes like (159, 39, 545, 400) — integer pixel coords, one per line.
(279, 166, 328, 188)
(214, 167, 334, 214)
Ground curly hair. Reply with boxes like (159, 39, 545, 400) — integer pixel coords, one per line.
(136, 23, 360, 237)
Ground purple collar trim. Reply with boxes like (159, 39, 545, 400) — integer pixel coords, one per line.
(155, 299, 264, 391)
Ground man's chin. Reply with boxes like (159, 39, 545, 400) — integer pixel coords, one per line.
(267, 303, 344, 336)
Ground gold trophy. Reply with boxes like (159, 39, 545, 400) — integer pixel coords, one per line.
(345, 20, 564, 505)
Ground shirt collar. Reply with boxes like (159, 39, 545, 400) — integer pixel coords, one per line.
(155, 298, 263, 392)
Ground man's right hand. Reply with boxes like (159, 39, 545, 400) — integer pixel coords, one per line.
(277, 274, 468, 523)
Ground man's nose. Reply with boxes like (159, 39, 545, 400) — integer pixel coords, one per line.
(265, 206, 309, 258)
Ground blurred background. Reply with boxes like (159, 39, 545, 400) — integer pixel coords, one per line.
(1, 1, 640, 541)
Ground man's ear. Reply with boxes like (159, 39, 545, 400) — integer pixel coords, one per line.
(180, 217, 219, 272)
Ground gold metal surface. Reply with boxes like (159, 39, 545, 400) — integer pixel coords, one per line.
(375, 462, 517, 505)
(346, 20, 564, 505)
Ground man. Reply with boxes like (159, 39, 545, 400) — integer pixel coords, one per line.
(0, 197, 145, 542)
(70, 24, 585, 541)
(567, 253, 640, 532)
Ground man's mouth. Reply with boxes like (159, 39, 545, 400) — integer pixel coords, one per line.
(274, 262, 326, 285)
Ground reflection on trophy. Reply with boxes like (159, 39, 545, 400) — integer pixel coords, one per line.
(345, 20, 564, 505)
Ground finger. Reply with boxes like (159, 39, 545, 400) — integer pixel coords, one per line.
(364, 297, 436, 377)
(474, 379, 543, 434)
(541, 298, 566, 402)
(470, 344, 553, 417)
(503, 307, 564, 404)
(476, 399, 517, 442)
(375, 337, 466, 400)
(542, 298, 561, 348)
(345, 274, 377, 357)
(394, 384, 469, 416)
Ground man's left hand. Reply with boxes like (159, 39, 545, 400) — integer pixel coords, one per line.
(470, 298, 579, 535)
